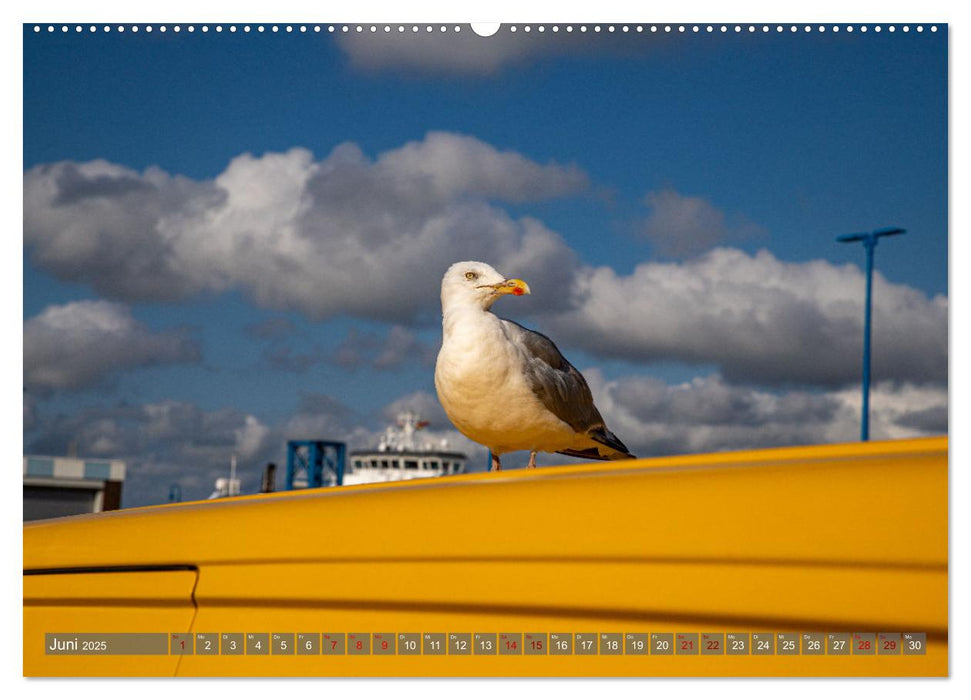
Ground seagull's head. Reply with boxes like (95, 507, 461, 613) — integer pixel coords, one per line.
(441, 261, 531, 312)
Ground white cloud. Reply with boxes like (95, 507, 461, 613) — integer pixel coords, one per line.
(23, 300, 200, 394)
(24, 133, 584, 322)
(377, 131, 589, 202)
(546, 248, 947, 387)
(641, 188, 764, 258)
(827, 382, 948, 438)
(23, 160, 224, 301)
(26, 399, 275, 505)
(586, 370, 947, 458)
(235, 415, 272, 461)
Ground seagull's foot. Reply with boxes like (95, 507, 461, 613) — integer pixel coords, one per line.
(490, 453, 502, 472)
(527, 451, 537, 469)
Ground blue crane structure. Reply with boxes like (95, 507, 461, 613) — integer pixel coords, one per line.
(285, 440, 346, 489)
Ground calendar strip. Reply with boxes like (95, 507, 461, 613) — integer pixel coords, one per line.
(44, 632, 927, 656)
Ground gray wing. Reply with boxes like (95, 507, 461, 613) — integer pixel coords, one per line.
(498, 319, 633, 458)
(499, 318, 600, 432)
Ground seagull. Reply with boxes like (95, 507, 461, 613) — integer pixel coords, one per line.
(434, 261, 636, 471)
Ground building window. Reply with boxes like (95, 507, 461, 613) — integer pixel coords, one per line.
(404, 460, 418, 470)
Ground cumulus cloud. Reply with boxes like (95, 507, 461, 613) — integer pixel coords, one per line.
(378, 132, 588, 202)
(24, 300, 200, 394)
(24, 161, 225, 302)
(26, 400, 277, 506)
(584, 370, 948, 458)
(546, 248, 947, 388)
(827, 382, 949, 436)
(641, 188, 764, 258)
(24, 132, 585, 322)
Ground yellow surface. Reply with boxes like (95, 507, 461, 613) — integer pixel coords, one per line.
(23, 436, 948, 677)
(23, 571, 197, 676)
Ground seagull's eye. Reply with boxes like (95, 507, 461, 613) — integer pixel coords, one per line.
(465, 271, 478, 281)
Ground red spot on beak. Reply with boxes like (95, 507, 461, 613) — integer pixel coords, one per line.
(512, 287, 524, 296)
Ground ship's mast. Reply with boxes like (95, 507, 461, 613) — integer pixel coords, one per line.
(379, 411, 428, 452)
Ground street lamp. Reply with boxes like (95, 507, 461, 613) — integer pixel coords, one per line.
(836, 227, 907, 441)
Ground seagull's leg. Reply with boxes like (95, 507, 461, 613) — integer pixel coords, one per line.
(491, 453, 502, 472)
(527, 451, 537, 469)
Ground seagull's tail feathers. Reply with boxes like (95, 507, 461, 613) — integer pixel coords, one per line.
(558, 426, 637, 461)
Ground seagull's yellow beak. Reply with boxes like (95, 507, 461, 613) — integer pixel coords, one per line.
(495, 278, 531, 297)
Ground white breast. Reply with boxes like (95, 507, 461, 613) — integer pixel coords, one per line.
(435, 309, 576, 454)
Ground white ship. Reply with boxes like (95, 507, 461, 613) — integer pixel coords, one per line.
(345, 411, 467, 485)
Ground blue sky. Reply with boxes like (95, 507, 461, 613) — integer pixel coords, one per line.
(22, 23, 948, 506)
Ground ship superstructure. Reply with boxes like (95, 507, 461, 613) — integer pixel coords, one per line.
(346, 411, 467, 485)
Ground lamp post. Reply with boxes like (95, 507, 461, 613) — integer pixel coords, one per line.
(836, 227, 906, 441)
